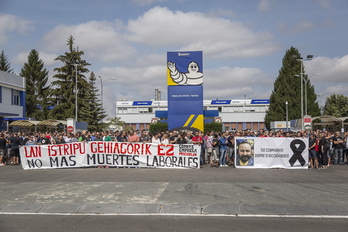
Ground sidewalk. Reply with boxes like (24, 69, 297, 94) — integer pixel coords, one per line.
(1, 180, 348, 216)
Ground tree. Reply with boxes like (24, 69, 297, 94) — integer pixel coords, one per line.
(149, 122, 168, 134)
(20, 49, 51, 120)
(50, 36, 91, 120)
(0, 50, 14, 73)
(264, 46, 320, 129)
(204, 122, 222, 133)
(79, 72, 107, 131)
(323, 94, 348, 117)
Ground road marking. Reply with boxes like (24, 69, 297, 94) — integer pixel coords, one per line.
(1, 212, 348, 219)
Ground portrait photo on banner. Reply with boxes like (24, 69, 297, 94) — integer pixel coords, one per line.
(235, 139, 254, 166)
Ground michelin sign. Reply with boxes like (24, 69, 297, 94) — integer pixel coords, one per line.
(167, 51, 204, 132)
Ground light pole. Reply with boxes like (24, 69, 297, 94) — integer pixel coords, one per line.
(98, 76, 116, 109)
(304, 73, 320, 115)
(67, 60, 85, 122)
(293, 55, 313, 131)
(74, 64, 78, 122)
(286, 101, 288, 132)
(294, 72, 320, 116)
(317, 94, 324, 114)
(244, 95, 246, 112)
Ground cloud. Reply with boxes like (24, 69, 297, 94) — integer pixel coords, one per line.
(0, 13, 33, 44)
(258, 0, 271, 12)
(204, 67, 273, 99)
(306, 55, 348, 82)
(126, 6, 280, 59)
(317, 0, 331, 10)
(278, 20, 316, 35)
(208, 8, 236, 19)
(305, 55, 348, 96)
(99, 65, 165, 87)
(98, 64, 166, 117)
(42, 20, 136, 63)
(131, 0, 167, 6)
(292, 20, 316, 34)
(324, 86, 346, 95)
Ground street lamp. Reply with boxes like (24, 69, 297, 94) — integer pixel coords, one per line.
(286, 101, 289, 132)
(73, 64, 78, 122)
(294, 72, 320, 116)
(317, 94, 324, 114)
(293, 54, 313, 131)
(67, 60, 85, 122)
(244, 95, 246, 112)
(304, 73, 320, 115)
(98, 76, 116, 109)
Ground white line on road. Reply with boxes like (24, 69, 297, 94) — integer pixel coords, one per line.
(1, 212, 348, 219)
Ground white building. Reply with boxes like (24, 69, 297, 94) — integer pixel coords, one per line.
(0, 70, 26, 130)
(116, 99, 269, 131)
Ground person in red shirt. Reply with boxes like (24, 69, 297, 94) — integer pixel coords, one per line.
(128, 131, 140, 143)
(259, 131, 269, 137)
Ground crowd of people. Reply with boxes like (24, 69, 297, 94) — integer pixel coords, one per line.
(0, 129, 348, 168)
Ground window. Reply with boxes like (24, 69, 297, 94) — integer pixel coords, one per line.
(13, 95, 20, 105)
(128, 108, 138, 113)
(117, 107, 127, 114)
(139, 108, 149, 113)
(12, 90, 20, 105)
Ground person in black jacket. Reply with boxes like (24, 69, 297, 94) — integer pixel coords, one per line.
(9, 133, 21, 165)
(308, 134, 318, 169)
(319, 132, 330, 169)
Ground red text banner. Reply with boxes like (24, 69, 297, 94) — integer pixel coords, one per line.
(20, 142, 201, 170)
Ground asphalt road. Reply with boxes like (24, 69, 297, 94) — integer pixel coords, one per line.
(1, 164, 347, 183)
(0, 215, 348, 232)
(1, 164, 348, 231)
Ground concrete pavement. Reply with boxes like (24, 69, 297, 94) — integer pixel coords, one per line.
(1, 165, 348, 217)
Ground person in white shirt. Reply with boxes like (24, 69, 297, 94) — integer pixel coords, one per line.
(161, 134, 169, 145)
(151, 133, 161, 144)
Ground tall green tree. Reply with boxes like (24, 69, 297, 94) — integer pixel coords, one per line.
(0, 50, 14, 73)
(149, 122, 168, 133)
(20, 49, 50, 120)
(264, 47, 320, 129)
(79, 72, 107, 131)
(50, 36, 90, 120)
(323, 94, 348, 117)
(204, 122, 222, 133)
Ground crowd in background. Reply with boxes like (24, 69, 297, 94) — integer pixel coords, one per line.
(0, 129, 348, 168)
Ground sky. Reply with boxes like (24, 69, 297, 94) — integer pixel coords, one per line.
(1, 0, 348, 118)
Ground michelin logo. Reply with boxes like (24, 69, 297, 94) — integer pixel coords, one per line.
(167, 61, 203, 85)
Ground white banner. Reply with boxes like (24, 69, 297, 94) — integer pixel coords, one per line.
(234, 137, 309, 169)
(20, 142, 201, 170)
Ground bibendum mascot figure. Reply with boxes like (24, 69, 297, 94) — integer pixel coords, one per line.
(167, 61, 203, 85)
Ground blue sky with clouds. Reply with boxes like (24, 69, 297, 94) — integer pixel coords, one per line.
(1, 0, 347, 117)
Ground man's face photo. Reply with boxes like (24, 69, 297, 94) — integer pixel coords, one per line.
(238, 142, 252, 163)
